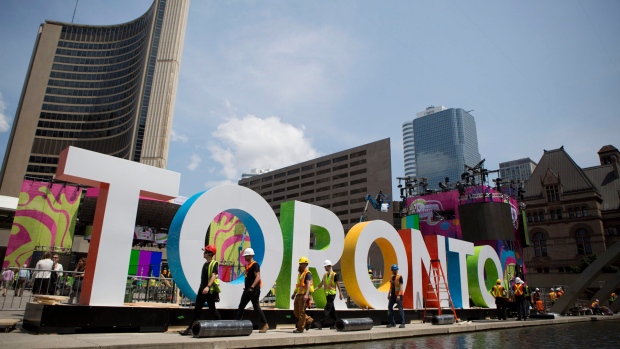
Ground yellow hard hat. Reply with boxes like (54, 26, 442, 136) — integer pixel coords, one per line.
(298, 256, 309, 264)
(496, 279, 502, 284)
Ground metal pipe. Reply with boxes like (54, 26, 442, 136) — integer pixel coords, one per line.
(191, 320, 254, 337)
(335, 317, 374, 332)
(431, 314, 455, 325)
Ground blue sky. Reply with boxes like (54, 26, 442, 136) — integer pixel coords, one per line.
(0, 0, 618, 198)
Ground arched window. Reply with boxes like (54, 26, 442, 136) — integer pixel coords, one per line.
(527, 213, 532, 223)
(533, 232, 547, 257)
(539, 211, 545, 222)
(576, 208, 582, 218)
(550, 210, 556, 220)
(534, 212, 539, 222)
(582, 206, 588, 217)
(557, 209, 563, 219)
(569, 209, 575, 219)
(575, 228, 592, 255)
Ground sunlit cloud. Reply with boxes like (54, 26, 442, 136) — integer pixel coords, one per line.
(206, 114, 320, 186)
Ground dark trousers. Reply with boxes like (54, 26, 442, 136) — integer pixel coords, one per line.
(495, 297, 506, 319)
(190, 291, 221, 327)
(33, 278, 51, 295)
(388, 296, 405, 325)
(515, 295, 527, 319)
(320, 294, 339, 325)
(236, 288, 267, 324)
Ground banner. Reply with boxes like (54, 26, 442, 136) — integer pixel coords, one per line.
(3, 179, 82, 268)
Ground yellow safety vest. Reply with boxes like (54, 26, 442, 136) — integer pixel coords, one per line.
(323, 271, 336, 296)
(295, 270, 311, 294)
(549, 291, 556, 301)
(491, 284, 504, 298)
(391, 274, 402, 295)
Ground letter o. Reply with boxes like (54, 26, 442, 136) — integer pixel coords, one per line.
(341, 220, 408, 309)
(167, 185, 283, 309)
(467, 245, 503, 308)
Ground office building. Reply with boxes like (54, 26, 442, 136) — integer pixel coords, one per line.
(0, 0, 190, 197)
(405, 106, 481, 190)
(238, 138, 393, 233)
(499, 158, 537, 182)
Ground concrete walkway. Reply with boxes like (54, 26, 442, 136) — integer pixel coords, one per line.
(1, 315, 618, 349)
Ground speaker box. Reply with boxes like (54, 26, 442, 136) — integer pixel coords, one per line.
(458, 202, 514, 242)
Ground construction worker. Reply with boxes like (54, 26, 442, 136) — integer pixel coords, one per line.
(179, 245, 221, 335)
(236, 248, 269, 333)
(532, 288, 544, 313)
(556, 286, 564, 298)
(490, 279, 506, 320)
(548, 287, 557, 305)
(591, 299, 602, 315)
(609, 292, 616, 306)
(512, 277, 527, 320)
(387, 264, 405, 328)
(291, 256, 317, 333)
(523, 281, 531, 317)
(316, 260, 343, 329)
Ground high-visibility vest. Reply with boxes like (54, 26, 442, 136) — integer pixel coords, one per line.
(524, 285, 530, 297)
(513, 284, 524, 296)
(491, 284, 504, 298)
(323, 271, 337, 296)
(591, 301, 599, 308)
(244, 261, 262, 288)
(391, 274, 402, 295)
(549, 291, 556, 301)
(295, 270, 311, 294)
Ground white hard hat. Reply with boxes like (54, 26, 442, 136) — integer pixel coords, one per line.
(556, 287, 561, 291)
(242, 248, 255, 256)
(323, 260, 332, 267)
(515, 277, 523, 284)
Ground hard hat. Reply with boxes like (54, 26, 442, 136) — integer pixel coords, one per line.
(323, 260, 332, 267)
(612, 293, 616, 296)
(242, 248, 255, 256)
(368, 269, 373, 273)
(514, 277, 523, 284)
(391, 264, 399, 271)
(595, 299, 599, 302)
(556, 287, 562, 291)
(496, 279, 502, 284)
(203, 245, 217, 254)
(535, 288, 540, 292)
(298, 256, 309, 264)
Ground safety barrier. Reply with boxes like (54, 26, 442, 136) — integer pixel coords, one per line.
(191, 320, 253, 337)
(335, 317, 374, 332)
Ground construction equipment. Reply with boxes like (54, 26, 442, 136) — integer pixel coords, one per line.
(422, 259, 459, 322)
(359, 191, 391, 222)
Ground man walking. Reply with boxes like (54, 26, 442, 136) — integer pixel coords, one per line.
(15, 264, 30, 297)
(236, 248, 269, 333)
(513, 277, 527, 320)
(179, 245, 221, 335)
(490, 279, 506, 320)
(387, 264, 405, 328)
(316, 260, 343, 329)
(291, 256, 315, 333)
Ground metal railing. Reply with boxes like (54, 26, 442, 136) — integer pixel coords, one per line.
(0, 268, 183, 311)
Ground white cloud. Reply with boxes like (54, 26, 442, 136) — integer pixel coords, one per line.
(170, 129, 188, 143)
(206, 114, 321, 185)
(187, 154, 201, 171)
(0, 92, 10, 132)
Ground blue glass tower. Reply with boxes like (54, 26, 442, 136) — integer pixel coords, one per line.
(411, 107, 481, 190)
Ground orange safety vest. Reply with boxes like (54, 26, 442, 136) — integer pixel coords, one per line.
(513, 284, 524, 296)
(244, 261, 262, 288)
(295, 269, 311, 294)
(391, 274, 402, 295)
(491, 284, 504, 298)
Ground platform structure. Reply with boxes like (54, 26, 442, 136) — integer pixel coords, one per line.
(22, 302, 496, 334)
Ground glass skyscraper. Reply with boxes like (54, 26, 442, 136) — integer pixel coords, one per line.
(404, 106, 481, 190)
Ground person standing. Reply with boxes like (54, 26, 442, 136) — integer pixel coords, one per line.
(548, 288, 557, 306)
(51, 254, 64, 295)
(69, 257, 86, 304)
(490, 279, 506, 320)
(236, 248, 269, 333)
(387, 264, 405, 328)
(2, 267, 15, 297)
(291, 256, 315, 333)
(179, 245, 222, 335)
(316, 260, 343, 329)
(33, 252, 53, 295)
(532, 288, 544, 313)
(15, 264, 30, 297)
(513, 277, 527, 320)
(609, 292, 616, 306)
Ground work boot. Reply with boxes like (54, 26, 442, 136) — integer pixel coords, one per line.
(313, 321, 322, 330)
(399, 324, 405, 328)
(259, 323, 269, 333)
(293, 329, 303, 333)
(178, 327, 192, 335)
(386, 324, 395, 328)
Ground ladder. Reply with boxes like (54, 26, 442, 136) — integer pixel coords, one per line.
(422, 259, 458, 322)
